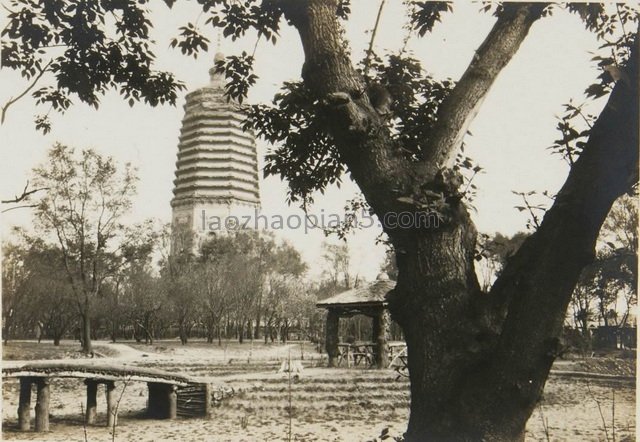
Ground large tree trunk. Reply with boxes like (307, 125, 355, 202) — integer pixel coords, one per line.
(389, 209, 499, 440)
(280, 0, 638, 441)
(279, 1, 637, 440)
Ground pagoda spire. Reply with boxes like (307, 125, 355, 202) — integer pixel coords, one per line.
(208, 52, 225, 89)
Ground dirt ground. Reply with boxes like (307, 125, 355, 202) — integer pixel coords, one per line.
(1, 340, 636, 441)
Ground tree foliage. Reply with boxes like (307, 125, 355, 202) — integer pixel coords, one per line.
(32, 143, 139, 352)
(571, 194, 638, 330)
(1, 0, 186, 130)
(2, 235, 77, 345)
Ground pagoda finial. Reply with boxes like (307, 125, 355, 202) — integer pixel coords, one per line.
(208, 51, 225, 87)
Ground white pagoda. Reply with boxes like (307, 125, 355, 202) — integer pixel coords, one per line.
(171, 53, 260, 246)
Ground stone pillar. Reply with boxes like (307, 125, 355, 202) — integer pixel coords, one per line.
(168, 385, 178, 419)
(34, 377, 50, 432)
(204, 383, 212, 416)
(18, 377, 32, 431)
(105, 381, 117, 427)
(372, 308, 390, 369)
(85, 379, 98, 425)
(325, 309, 340, 367)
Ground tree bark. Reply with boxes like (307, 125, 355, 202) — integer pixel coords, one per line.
(453, 43, 639, 440)
(81, 310, 93, 354)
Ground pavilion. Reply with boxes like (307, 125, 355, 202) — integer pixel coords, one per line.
(316, 274, 396, 368)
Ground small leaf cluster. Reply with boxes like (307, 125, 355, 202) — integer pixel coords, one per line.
(406, 1, 452, 37)
(203, 0, 282, 42)
(366, 53, 456, 161)
(215, 52, 257, 104)
(246, 81, 342, 204)
(2, 0, 185, 132)
(323, 195, 372, 240)
(548, 101, 595, 166)
(335, 0, 352, 20)
(168, 0, 284, 57)
(512, 190, 554, 231)
(170, 23, 210, 57)
(452, 151, 482, 204)
(567, 4, 639, 99)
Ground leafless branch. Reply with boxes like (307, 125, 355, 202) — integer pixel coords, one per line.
(1, 181, 48, 205)
(1, 60, 53, 124)
(1, 204, 39, 213)
(362, 0, 386, 78)
(110, 377, 131, 442)
(0, 181, 48, 213)
(80, 402, 88, 442)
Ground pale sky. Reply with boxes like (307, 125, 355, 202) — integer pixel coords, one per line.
(0, 1, 611, 280)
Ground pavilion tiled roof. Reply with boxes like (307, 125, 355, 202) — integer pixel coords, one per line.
(316, 277, 396, 308)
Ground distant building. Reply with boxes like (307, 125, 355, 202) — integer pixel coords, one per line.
(171, 52, 260, 251)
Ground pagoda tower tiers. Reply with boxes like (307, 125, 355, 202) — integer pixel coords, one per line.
(171, 52, 260, 245)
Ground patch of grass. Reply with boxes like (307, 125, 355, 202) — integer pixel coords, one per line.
(2, 341, 84, 360)
(2, 340, 128, 360)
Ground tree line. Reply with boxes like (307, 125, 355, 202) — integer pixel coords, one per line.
(0, 145, 325, 350)
(2, 220, 328, 349)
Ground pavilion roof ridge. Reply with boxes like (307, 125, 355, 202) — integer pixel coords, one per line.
(316, 278, 396, 308)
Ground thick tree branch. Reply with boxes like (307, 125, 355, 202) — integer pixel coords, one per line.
(459, 38, 639, 431)
(1, 181, 48, 205)
(279, 0, 419, 219)
(494, 41, 638, 339)
(422, 3, 546, 168)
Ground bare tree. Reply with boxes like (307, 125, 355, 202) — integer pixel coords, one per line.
(32, 144, 138, 353)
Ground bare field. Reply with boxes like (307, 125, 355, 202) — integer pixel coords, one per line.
(2, 340, 636, 441)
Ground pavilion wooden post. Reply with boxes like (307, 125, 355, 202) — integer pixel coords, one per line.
(34, 377, 50, 432)
(18, 377, 32, 431)
(105, 381, 117, 427)
(85, 379, 98, 425)
(372, 308, 390, 369)
(325, 309, 340, 367)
